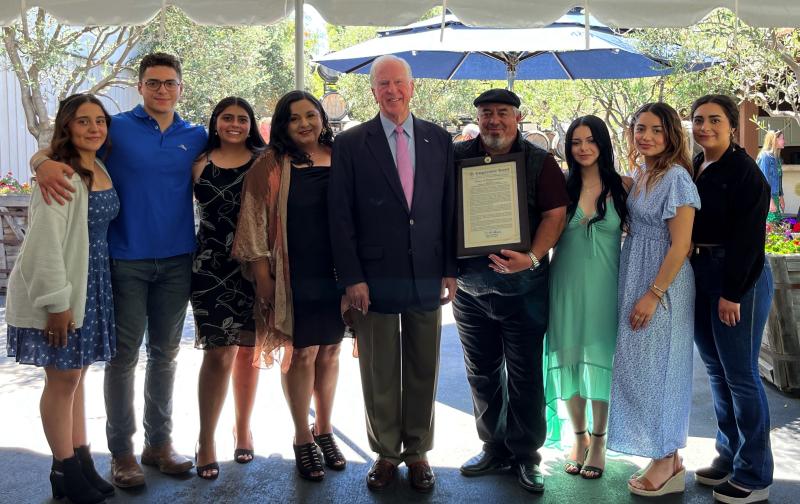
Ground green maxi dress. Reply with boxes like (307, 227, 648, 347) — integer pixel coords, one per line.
(544, 203, 622, 443)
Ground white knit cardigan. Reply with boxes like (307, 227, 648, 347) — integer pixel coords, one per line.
(5, 164, 109, 329)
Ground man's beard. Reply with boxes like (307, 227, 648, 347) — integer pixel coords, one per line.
(481, 133, 514, 152)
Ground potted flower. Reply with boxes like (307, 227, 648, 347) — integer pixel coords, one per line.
(0, 171, 32, 292)
(0, 171, 32, 200)
(762, 218, 800, 393)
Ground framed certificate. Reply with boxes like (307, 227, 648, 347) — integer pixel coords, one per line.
(456, 152, 530, 258)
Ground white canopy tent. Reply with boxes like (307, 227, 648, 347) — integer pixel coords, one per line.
(2, 1, 799, 89)
(2, 1, 799, 28)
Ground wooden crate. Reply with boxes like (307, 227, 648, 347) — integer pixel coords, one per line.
(0, 194, 30, 293)
(761, 254, 800, 394)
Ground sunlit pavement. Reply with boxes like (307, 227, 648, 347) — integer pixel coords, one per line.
(1, 303, 798, 503)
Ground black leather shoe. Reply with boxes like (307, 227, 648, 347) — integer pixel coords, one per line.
(516, 462, 545, 493)
(460, 451, 511, 477)
(695, 466, 731, 486)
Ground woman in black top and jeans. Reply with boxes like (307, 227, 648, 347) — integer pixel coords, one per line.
(690, 94, 773, 504)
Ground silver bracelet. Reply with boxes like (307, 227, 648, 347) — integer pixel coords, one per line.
(527, 252, 540, 270)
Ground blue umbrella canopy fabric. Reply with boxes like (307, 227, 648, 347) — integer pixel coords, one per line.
(315, 11, 713, 87)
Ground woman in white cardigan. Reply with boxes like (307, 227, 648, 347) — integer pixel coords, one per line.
(6, 94, 119, 504)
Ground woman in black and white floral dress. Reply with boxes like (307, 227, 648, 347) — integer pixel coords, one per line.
(191, 97, 266, 479)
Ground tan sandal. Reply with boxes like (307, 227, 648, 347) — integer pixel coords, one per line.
(628, 453, 685, 497)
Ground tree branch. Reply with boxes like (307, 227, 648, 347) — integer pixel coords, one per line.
(3, 27, 41, 138)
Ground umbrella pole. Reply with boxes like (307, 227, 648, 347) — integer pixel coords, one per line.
(505, 56, 521, 91)
(294, 0, 304, 90)
(507, 68, 516, 91)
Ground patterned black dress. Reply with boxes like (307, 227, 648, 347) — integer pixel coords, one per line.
(191, 157, 256, 349)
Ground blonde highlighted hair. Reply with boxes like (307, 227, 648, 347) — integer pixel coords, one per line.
(760, 130, 783, 158)
(627, 102, 693, 193)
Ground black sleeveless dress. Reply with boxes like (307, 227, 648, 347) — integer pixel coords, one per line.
(191, 158, 256, 348)
(287, 165, 345, 347)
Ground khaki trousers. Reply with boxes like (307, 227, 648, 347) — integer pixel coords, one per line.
(353, 307, 441, 465)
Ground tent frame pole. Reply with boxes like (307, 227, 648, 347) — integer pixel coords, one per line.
(295, 0, 304, 90)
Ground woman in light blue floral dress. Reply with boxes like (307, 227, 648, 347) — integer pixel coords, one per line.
(607, 103, 700, 498)
(5, 94, 118, 503)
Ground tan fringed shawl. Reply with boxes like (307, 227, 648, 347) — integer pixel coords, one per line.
(231, 148, 295, 371)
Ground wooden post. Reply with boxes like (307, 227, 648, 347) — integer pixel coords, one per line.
(0, 195, 29, 293)
(762, 254, 800, 393)
(739, 99, 759, 159)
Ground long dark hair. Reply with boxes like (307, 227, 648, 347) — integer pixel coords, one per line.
(627, 102, 693, 193)
(203, 96, 266, 155)
(565, 115, 628, 232)
(269, 91, 333, 165)
(50, 94, 112, 189)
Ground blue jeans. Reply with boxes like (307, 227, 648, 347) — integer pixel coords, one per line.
(104, 255, 192, 456)
(692, 249, 774, 489)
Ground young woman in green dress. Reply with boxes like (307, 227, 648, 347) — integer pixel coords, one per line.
(545, 115, 631, 479)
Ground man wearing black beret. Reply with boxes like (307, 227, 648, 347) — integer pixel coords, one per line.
(453, 88, 568, 493)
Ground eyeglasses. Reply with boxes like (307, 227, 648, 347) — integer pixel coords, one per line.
(142, 79, 181, 91)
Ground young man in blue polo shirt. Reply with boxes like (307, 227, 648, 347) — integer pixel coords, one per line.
(33, 53, 207, 488)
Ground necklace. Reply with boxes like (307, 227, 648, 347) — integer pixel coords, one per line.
(582, 181, 602, 191)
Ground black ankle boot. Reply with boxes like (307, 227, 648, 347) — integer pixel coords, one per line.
(50, 455, 106, 504)
(74, 445, 114, 497)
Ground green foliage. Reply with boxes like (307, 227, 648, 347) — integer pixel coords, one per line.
(706, 13, 800, 127)
(334, 74, 490, 127)
(139, 7, 302, 124)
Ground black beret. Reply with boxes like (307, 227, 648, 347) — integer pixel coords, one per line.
(473, 88, 521, 108)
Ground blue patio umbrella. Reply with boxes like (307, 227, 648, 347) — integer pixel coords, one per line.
(315, 10, 713, 90)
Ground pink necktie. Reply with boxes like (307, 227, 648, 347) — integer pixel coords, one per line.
(395, 125, 414, 208)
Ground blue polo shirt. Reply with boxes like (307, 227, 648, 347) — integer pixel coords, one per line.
(104, 104, 207, 259)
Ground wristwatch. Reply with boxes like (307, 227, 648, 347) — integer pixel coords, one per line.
(527, 252, 540, 270)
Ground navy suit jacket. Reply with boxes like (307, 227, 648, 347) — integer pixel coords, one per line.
(329, 114, 457, 314)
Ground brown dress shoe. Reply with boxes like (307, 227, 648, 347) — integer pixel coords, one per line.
(366, 459, 397, 491)
(140, 444, 194, 475)
(408, 461, 436, 493)
(111, 453, 145, 488)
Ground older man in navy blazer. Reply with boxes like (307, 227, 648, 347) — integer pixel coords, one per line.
(329, 55, 457, 493)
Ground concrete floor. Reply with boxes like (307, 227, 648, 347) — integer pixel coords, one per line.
(1, 304, 798, 504)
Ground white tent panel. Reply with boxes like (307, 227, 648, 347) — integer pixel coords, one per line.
(557, 0, 800, 29)
(0, 0, 288, 26)
(0, 1, 799, 28)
